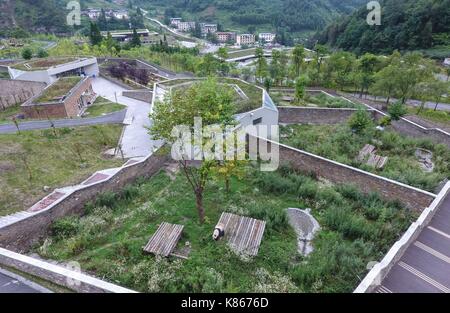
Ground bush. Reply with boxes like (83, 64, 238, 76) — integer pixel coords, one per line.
(95, 191, 118, 209)
(378, 116, 391, 127)
(21, 48, 33, 60)
(388, 102, 408, 120)
(348, 109, 373, 133)
(51, 216, 79, 239)
(37, 49, 49, 58)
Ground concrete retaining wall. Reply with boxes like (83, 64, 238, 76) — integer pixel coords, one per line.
(0, 79, 46, 110)
(122, 90, 153, 103)
(354, 181, 450, 293)
(254, 136, 436, 210)
(0, 150, 170, 252)
(0, 248, 136, 293)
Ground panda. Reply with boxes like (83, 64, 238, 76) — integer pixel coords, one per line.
(212, 223, 225, 241)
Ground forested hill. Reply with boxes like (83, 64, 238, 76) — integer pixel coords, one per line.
(138, 0, 367, 32)
(316, 0, 450, 56)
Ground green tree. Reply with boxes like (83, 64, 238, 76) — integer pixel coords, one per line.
(294, 75, 308, 104)
(21, 48, 33, 60)
(371, 64, 398, 108)
(348, 109, 373, 134)
(388, 102, 408, 120)
(130, 28, 141, 47)
(150, 79, 236, 223)
(37, 49, 48, 58)
(89, 22, 103, 46)
(255, 48, 268, 83)
(292, 44, 305, 77)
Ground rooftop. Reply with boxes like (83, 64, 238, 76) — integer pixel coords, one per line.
(11, 57, 88, 71)
(33, 77, 83, 104)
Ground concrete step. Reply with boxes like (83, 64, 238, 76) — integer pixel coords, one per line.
(0, 211, 34, 228)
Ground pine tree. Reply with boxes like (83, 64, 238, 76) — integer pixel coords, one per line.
(89, 22, 103, 46)
(130, 28, 141, 47)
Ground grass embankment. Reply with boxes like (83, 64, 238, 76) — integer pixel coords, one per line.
(84, 97, 126, 118)
(35, 77, 82, 103)
(0, 105, 21, 124)
(281, 124, 450, 192)
(0, 125, 123, 216)
(407, 107, 450, 126)
(271, 91, 363, 109)
(37, 165, 413, 293)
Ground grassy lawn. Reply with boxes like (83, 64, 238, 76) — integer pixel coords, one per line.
(0, 125, 123, 216)
(0, 105, 21, 124)
(84, 97, 126, 118)
(407, 107, 450, 126)
(36, 164, 414, 293)
(12, 57, 79, 71)
(35, 77, 82, 103)
(271, 91, 363, 109)
(281, 124, 450, 193)
(226, 48, 258, 60)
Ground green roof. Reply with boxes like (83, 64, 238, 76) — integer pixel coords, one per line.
(35, 77, 83, 104)
(11, 57, 80, 71)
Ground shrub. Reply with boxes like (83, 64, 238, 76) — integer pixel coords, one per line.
(348, 109, 373, 134)
(388, 102, 407, 120)
(51, 216, 79, 239)
(378, 116, 391, 127)
(21, 48, 33, 60)
(95, 191, 118, 209)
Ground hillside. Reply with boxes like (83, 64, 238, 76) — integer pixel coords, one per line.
(0, 0, 124, 35)
(316, 0, 450, 57)
(137, 0, 366, 33)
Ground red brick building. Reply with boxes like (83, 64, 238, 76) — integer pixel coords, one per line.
(21, 77, 96, 119)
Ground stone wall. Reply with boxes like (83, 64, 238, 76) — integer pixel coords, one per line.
(0, 79, 46, 110)
(253, 136, 435, 210)
(21, 102, 67, 119)
(278, 106, 362, 124)
(122, 90, 153, 103)
(0, 151, 170, 252)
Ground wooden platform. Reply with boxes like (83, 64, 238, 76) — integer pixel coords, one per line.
(217, 213, 266, 256)
(357, 144, 388, 169)
(143, 223, 184, 257)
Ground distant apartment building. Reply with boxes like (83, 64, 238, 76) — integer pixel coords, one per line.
(8, 57, 99, 85)
(236, 34, 256, 46)
(101, 29, 153, 42)
(200, 23, 218, 35)
(21, 77, 96, 119)
(170, 18, 182, 27)
(216, 32, 237, 43)
(84, 8, 129, 20)
(259, 33, 276, 43)
(178, 22, 196, 32)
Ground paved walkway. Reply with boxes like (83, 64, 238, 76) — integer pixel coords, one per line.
(376, 192, 450, 293)
(0, 268, 51, 293)
(0, 110, 126, 134)
(92, 77, 163, 159)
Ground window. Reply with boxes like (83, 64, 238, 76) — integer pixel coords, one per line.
(253, 117, 262, 125)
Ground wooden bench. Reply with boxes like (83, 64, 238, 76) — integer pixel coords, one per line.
(217, 213, 266, 256)
(143, 222, 184, 257)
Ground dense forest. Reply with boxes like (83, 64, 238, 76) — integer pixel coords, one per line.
(137, 0, 366, 32)
(316, 0, 450, 56)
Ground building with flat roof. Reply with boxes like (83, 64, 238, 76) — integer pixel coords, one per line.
(178, 22, 196, 32)
(8, 57, 99, 85)
(200, 23, 218, 35)
(259, 33, 276, 43)
(101, 29, 153, 42)
(216, 32, 236, 43)
(21, 77, 96, 119)
(237, 34, 256, 46)
(170, 18, 182, 27)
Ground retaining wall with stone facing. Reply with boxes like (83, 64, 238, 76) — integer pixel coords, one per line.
(252, 136, 436, 211)
(122, 90, 153, 103)
(0, 79, 47, 110)
(0, 150, 170, 252)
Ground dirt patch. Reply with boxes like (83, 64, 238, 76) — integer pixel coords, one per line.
(0, 160, 15, 174)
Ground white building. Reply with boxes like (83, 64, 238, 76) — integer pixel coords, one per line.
(170, 18, 182, 27)
(85, 9, 102, 20)
(237, 34, 256, 46)
(444, 58, 450, 67)
(200, 23, 218, 35)
(178, 22, 196, 32)
(112, 10, 129, 20)
(8, 57, 99, 85)
(216, 32, 236, 43)
(259, 33, 276, 43)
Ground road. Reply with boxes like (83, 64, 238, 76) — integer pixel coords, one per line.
(376, 192, 450, 293)
(0, 110, 126, 134)
(92, 77, 163, 159)
(0, 268, 51, 293)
